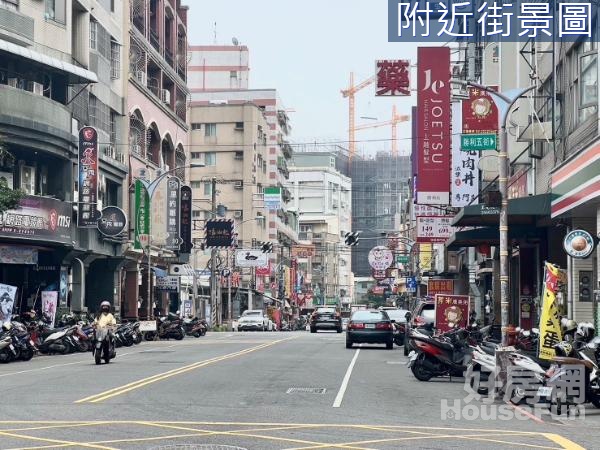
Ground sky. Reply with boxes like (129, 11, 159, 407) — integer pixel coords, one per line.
(182, 0, 419, 156)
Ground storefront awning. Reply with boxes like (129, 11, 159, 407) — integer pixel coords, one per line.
(451, 193, 552, 227)
(0, 39, 98, 84)
(446, 226, 544, 250)
(151, 267, 168, 277)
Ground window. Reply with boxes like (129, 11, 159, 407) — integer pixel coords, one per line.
(0, 0, 18, 11)
(235, 122, 244, 130)
(203, 181, 212, 196)
(230, 71, 238, 80)
(192, 210, 201, 218)
(570, 39, 598, 128)
(191, 123, 202, 130)
(191, 152, 201, 159)
(90, 19, 97, 50)
(45, 0, 65, 24)
(110, 40, 120, 79)
(204, 152, 216, 166)
(109, 111, 117, 144)
(190, 181, 201, 188)
(205, 123, 216, 137)
(330, 157, 336, 167)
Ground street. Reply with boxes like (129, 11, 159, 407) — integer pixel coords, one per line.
(0, 332, 594, 449)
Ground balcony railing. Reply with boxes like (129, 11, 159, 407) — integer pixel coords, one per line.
(165, 48, 174, 68)
(150, 30, 160, 52)
(0, 7, 34, 46)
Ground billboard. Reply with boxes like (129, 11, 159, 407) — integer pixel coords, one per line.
(77, 127, 99, 227)
(416, 215, 453, 243)
(264, 187, 282, 210)
(180, 185, 193, 253)
(462, 86, 499, 135)
(291, 245, 316, 258)
(428, 279, 454, 296)
(205, 219, 234, 248)
(416, 47, 451, 205)
(235, 249, 269, 268)
(165, 177, 181, 251)
(434, 294, 470, 333)
(134, 180, 150, 249)
(452, 102, 479, 207)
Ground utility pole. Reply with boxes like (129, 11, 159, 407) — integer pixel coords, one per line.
(191, 244, 200, 317)
(227, 250, 232, 329)
(209, 177, 217, 327)
(278, 243, 285, 322)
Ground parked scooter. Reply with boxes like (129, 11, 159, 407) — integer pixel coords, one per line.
(144, 313, 185, 340)
(38, 325, 78, 355)
(183, 316, 207, 338)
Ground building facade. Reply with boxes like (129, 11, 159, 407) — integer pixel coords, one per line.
(0, 0, 130, 315)
(289, 150, 352, 305)
(123, 0, 190, 318)
(188, 44, 250, 91)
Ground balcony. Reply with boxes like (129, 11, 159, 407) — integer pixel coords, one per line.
(165, 48, 174, 68)
(280, 141, 293, 160)
(150, 30, 160, 53)
(0, 7, 34, 47)
(0, 84, 71, 146)
(277, 156, 289, 178)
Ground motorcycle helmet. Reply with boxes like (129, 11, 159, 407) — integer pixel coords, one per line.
(561, 318, 578, 335)
(100, 301, 111, 313)
(554, 341, 574, 357)
(576, 322, 595, 343)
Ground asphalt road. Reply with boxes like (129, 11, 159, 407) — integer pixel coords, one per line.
(0, 331, 595, 449)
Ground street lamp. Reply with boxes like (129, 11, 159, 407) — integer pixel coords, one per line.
(454, 80, 536, 346)
(135, 163, 204, 318)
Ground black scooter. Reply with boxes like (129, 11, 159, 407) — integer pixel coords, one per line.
(93, 327, 116, 365)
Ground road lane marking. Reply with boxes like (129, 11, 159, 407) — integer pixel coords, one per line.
(333, 348, 360, 408)
(76, 336, 296, 403)
(543, 433, 586, 450)
(0, 430, 117, 450)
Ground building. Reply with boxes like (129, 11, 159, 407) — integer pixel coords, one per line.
(188, 44, 249, 90)
(351, 153, 411, 277)
(124, 0, 190, 318)
(188, 103, 270, 315)
(289, 149, 352, 305)
(0, 0, 129, 315)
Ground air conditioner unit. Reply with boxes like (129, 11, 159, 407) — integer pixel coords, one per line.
(31, 82, 44, 95)
(234, 211, 243, 219)
(234, 152, 243, 160)
(135, 71, 147, 86)
(161, 89, 170, 104)
(234, 181, 243, 189)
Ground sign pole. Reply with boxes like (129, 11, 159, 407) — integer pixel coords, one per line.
(228, 251, 233, 329)
(210, 177, 217, 328)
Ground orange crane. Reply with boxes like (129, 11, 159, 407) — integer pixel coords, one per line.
(341, 72, 376, 162)
(354, 105, 410, 157)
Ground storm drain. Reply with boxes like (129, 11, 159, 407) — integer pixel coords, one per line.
(286, 387, 327, 395)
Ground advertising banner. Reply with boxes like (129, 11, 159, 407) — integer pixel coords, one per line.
(416, 47, 451, 205)
(419, 243, 433, 272)
(508, 169, 528, 200)
(368, 246, 394, 271)
(182, 299, 192, 317)
(0, 283, 16, 324)
(435, 294, 470, 333)
(180, 186, 193, 253)
(0, 196, 72, 244)
(255, 262, 271, 277)
(151, 178, 168, 247)
(235, 249, 268, 268)
(416, 216, 453, 243)
(291, 245, 316, 258)
(451, 102, 479, 207)
(41, 291, 58, 327)
(539, 262, 563, 360)
(264, 187, 282, 210)
(205, 219, 234, 248)
(165, 177, 181, 251)
(134, 180, 150, 250)
(97, 206, 127, 237)
(0, 245, 38, 265)
(428, 279, 454, 296)
(156, 276, 179, 292)
(59, 268, 68, 306)
(462, 86, 499, 136)
(77, 127, 99, 227)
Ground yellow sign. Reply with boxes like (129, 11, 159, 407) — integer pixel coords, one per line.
(419, 243, 433, 272)
(539, 262, 563, 360)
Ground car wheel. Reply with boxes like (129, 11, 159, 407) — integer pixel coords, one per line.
(386, 341, 393, 350)
(345, 339, 353, 349)
(310, 327, 316, 334)
(336, 326, 342, 333)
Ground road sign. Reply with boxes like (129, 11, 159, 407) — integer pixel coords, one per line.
(406, 276, 417, 293)
(396, 255, 409, 264)
(461, 133, 497, 151)
(221, 268, 231, 278)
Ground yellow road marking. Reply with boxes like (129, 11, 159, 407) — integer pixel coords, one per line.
(76, 337, 296, 403)
(0, 430, 118, 450)
(543, 433, 587, 450)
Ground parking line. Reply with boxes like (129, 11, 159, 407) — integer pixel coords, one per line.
(333, 348, 360, 408)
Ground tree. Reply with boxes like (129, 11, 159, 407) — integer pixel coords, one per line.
(0, 138, 23, 213)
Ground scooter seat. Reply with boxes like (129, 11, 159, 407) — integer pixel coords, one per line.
(553, 356, 595, 370)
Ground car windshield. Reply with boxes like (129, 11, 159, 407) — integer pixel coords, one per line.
(316, 308, 336, 314)
(352, 311, 387, 321)
(243, 311, 262, 317)
(421, 304, 435, 321)
(385, 309, 409, 322)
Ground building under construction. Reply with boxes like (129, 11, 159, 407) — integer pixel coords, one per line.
(351, 152, 411, 277)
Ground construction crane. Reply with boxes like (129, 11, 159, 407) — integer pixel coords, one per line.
(341, 72, 376, 162)
(354, 105, 410, 157)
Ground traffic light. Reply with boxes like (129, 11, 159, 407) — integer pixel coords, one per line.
(344, 231, 361, 246)
(261, 241, 274, 253)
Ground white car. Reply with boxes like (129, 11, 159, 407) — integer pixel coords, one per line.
(236, 310, 270, 331)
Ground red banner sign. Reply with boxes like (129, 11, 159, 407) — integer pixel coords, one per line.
(416, 47, 451, 205)
(428, 279, 454, 296)
(376, 60, 410, 96)
(435, 294, 470, 333)
(462, 86, 499, 135)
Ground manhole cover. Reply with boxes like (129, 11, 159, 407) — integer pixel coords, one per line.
(286, 387, 327, 394)
(151, 446, 247, 450)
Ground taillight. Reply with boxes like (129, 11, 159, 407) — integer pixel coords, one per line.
(348, 322, 365, 330)
(414, 316, 426, 326)
(376, 322, 392, 330)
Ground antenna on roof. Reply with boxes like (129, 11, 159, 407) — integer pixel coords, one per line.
(213, 22, 217, 44)
(232, 37, 239, 46)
